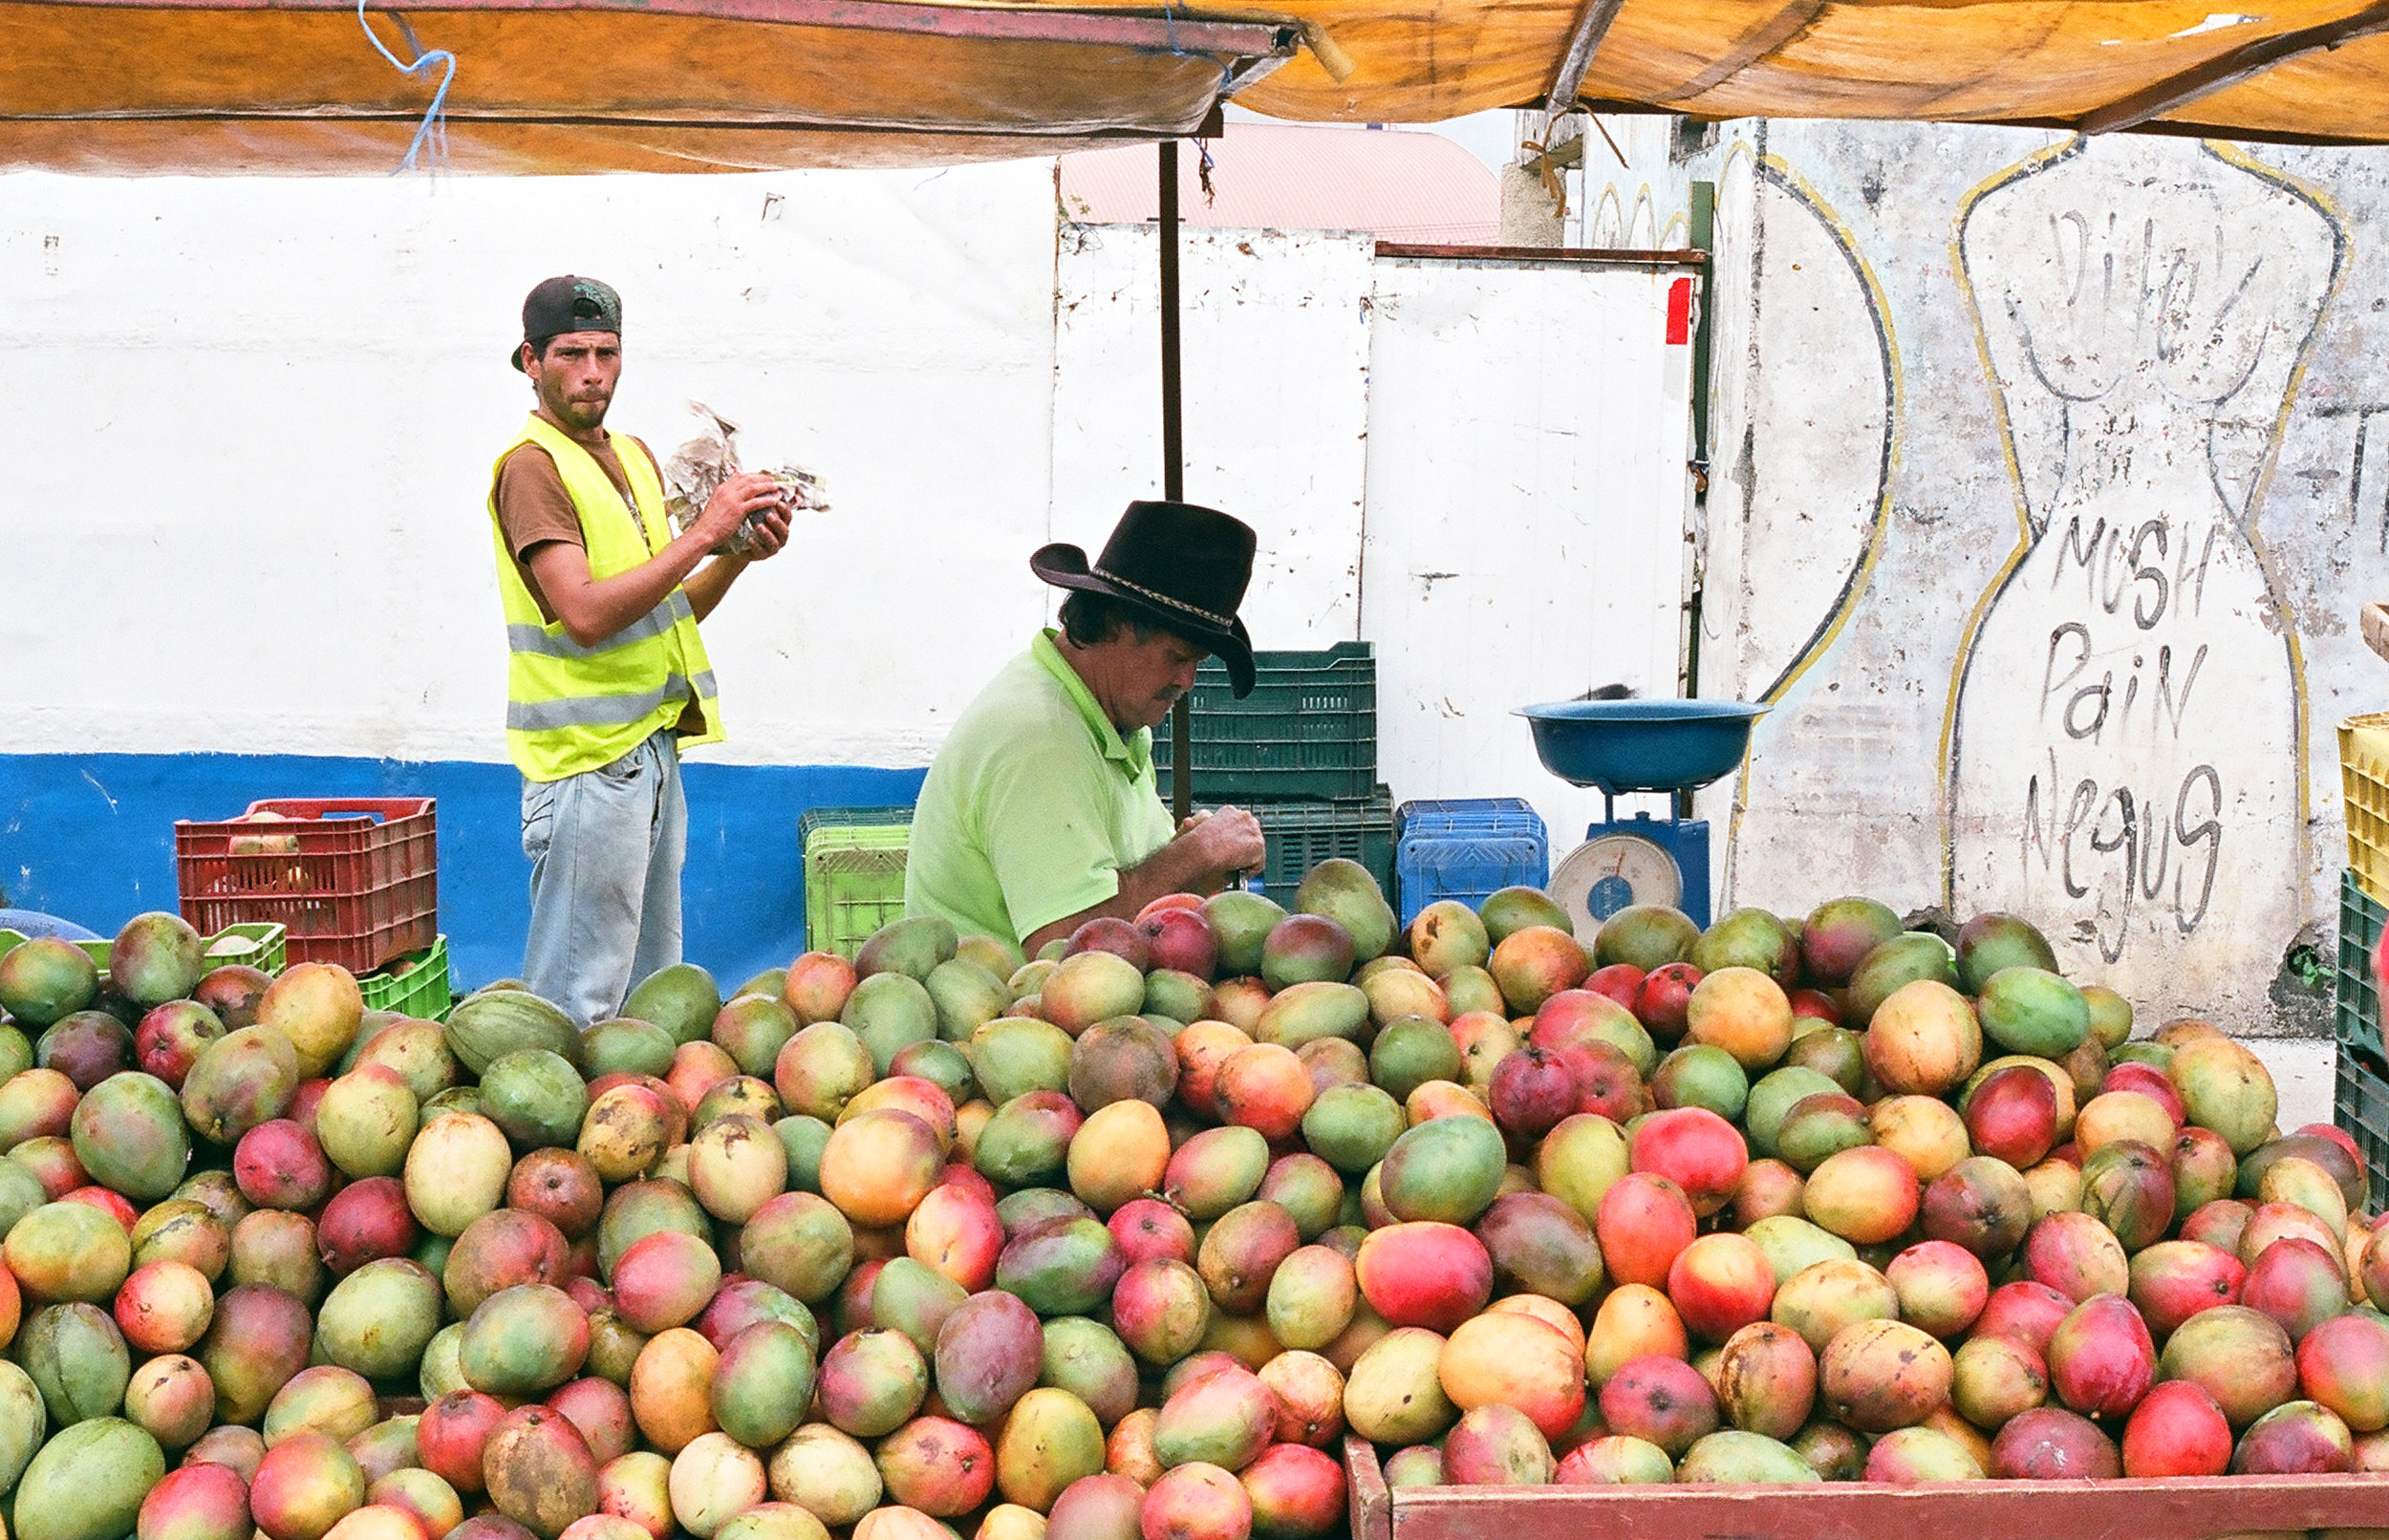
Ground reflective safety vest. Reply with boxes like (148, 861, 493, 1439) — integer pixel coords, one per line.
(487, 413, 724, 781)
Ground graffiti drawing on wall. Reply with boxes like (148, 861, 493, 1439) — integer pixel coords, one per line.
(1692, 147, 1898, 896)
(1947, 139, 2340, 1009)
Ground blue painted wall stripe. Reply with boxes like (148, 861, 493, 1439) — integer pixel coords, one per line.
(1, 754, 926, 995)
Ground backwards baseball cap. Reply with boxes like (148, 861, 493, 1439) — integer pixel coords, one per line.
(510, 275, 623, 371)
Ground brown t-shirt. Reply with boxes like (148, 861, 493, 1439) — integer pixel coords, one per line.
(494, 431, 703, 735)
(492, 433, 661, 622)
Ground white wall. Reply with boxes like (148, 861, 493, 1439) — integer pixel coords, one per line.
(1049, 225, 1374, 648)
(0, 166, 1064, 769)
(2, 174, 1693, 837)
(1361, 253, 1693, 845)
(1051, 231, 1698, 834)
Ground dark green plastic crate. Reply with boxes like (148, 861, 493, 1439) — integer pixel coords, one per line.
(1256, 787, 1395, 908)
(1155, 642, 1376, 802)
(2339, 867, 2384, 1060)
(2335, 867, 2389, 1208)
(2336, 1042, 2389, 1226)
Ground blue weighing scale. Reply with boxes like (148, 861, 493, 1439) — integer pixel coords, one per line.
(1514, 698, 1770, 932)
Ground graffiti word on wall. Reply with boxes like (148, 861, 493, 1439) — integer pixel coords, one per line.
(1948, 139, 2335, 1003)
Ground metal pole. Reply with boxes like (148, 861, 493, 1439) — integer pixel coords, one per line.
(1679, 179, 1715, 821)
(1161, 138, 1193, 824)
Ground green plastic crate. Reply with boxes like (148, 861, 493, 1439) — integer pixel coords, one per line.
(2336, 1041, 2389, 1224)
(199, 922, 287, 977)
(63, 924, 285, 985)
(2340, 868, 2384, 1060)
(802, 807, 915, 961)
(1255, 786, 1395, 908)
(359, 936, 452, 1019)
(1155, 642, 1376, 802)
(2335, 867, 2389, 1207)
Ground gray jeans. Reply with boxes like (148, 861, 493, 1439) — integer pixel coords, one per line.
(521, 729, 686, 1027)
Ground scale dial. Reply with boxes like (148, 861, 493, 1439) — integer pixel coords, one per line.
(1552, 832, 1685, 937)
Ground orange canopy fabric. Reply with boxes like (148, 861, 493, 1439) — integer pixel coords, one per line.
(1, 0, 1299, 173)
(1232, 0, 2389, 141)
(6, 0, 2386, 174)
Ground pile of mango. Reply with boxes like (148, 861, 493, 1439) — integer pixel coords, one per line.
(0, 857, 2371, 1540)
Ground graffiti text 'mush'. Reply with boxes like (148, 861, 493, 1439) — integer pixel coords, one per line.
(2049, 513, 2223, 631)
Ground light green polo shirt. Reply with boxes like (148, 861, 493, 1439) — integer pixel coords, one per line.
(905, 631, 1177, 946)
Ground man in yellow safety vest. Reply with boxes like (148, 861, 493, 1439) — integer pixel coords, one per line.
(485, 275, 791, 1025)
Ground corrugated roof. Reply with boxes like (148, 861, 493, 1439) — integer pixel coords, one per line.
(1060, 121, 1499, 242)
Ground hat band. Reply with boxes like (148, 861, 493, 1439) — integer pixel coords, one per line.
(1092, 567, 1234, 631)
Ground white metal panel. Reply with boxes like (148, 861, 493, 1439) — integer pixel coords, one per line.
(0, 164, 1062, 768)
(1048, 224, 1374, 647)
(1360, 253, 1693, 845)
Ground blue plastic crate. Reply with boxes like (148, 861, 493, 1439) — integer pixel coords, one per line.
(1395, 798, 1546, 840)
(2336, 867, 2389, 1208)
(1393, 800, 1550, 928)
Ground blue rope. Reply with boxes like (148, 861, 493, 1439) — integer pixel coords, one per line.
(356, 1, 455, 175)
(1156, 0, 1233, 145)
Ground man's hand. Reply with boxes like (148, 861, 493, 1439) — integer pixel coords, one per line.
(741, 501, 792, 560)
(1179, 804, 1264, 881)
(694, 471, 785, 549)
(684, 476, 791, 621)
(1019, 803, 1269, 955)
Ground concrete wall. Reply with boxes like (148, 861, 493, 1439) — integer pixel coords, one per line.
(1591, 119, 2389, 1032)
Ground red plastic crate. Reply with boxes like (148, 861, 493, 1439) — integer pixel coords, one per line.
(175, 799, 438, 973)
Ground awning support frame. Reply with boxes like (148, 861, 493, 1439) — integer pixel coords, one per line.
(2077, 0, 2389, 134)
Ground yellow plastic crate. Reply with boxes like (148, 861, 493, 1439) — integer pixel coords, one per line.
(2342, 712, 2389, 905)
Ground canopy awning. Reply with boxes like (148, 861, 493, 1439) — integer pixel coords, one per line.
(1, 0, 1300, 173)
(6, 0, 2386, 175)
(1236, 0, 2389, 145)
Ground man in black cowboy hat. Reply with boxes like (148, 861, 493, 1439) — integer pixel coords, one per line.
(905, 501, 1268, 954)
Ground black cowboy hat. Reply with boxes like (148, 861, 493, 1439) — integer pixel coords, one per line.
(1031, 501, 1258, 697)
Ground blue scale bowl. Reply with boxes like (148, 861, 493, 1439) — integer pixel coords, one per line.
(1514, 698, 1769, 796)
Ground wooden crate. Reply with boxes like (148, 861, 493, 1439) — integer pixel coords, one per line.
(1344, 1435, 2389, 1540)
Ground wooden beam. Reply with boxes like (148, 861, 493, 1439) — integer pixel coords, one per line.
(1376, 242, 1706, 265)
(2365, 601, 2389, 664)
(1344, 1437, 1392, 1540)
(1655, 0, 1827, 105)
(1371, 1468, 2389, 1540)
(39, 0, 1301, 56)
(1540, 0, 1628, 117)
(2079, 0, 2389, 134)
(1345, 1432, 2389, 1540)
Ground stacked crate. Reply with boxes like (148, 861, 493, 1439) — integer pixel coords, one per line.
(174, 798, 452, 1016)
(1153, 642, 1390, 908)
(2336, 712, 2389, 1201)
